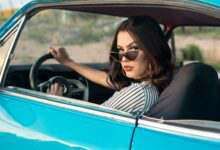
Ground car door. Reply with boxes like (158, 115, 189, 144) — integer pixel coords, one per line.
(0, 88, 136, 150)
(131, 117, 220, 150)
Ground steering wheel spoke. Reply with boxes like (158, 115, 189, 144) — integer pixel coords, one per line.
(37, 80, 50, 92)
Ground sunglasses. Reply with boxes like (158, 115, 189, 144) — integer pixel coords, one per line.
(111, 50, 139, 62)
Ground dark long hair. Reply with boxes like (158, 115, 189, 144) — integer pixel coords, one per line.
(108, 16, 173, 93)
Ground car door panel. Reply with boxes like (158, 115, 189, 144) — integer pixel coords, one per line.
(132, 119, 220, 150)
(0, 90, 135, 150)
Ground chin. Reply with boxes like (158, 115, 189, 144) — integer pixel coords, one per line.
(125, 72, 139, 79)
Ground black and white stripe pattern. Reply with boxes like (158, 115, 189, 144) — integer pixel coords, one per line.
(102, 82, 159, 114)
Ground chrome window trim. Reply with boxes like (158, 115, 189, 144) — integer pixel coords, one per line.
(0, 89, 136, 125)
(0, 16, 26, 86)
(138, 119, 220, 141)
(26, 1, 220, 19)
(0, 25, 17, 45)
(0, 16, 23, 43)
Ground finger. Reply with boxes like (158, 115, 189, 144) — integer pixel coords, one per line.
(51, 84, 56, 94)
(54, 83, 64, 96)
(57, 83, 64, 91)
(49, 47, 55, 53)
(57, 86, 64, 96)
(49, 47, 58, 57)
(59, 47, 65, 52)
(54, 83, 60, 90)
(55, 83, 62, 92)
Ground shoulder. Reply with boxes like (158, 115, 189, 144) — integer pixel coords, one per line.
(117, 82, 159, 98)
(119, 82, 146, 94)
(131, 82, 159, 101)
(126, 82, 158, 93)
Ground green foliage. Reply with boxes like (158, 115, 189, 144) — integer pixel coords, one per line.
(175, 27, 220, 39)
(0, 15, 7, 24)
(210, 63, 220, 71)
(181, 44, 204, 62)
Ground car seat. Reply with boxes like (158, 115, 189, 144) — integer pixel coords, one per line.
(146, 63, 220, 121)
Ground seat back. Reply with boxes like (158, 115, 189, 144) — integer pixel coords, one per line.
(146, 63, 220, 121)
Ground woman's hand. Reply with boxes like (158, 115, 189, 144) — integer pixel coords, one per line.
(47, 83, 64, 96)
(49, 47, 73, 66)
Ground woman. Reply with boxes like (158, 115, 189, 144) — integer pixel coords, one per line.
(49, 16, 173, 114)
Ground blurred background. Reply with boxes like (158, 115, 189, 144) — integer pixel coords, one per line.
(0, 0, 30, 23)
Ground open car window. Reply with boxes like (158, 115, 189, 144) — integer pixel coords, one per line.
(173, 26, 220, 76)
(5, 9, 133, 116)
(13, 9, 123, 65)
(0, 16, 25, 85)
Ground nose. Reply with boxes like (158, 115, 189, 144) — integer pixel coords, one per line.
(121, 56, 127, 62)
(121, 55, 129, 62)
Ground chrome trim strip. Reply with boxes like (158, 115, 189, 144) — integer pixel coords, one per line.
(0, 16, 26, 85)
(0, 89, 136, 124)
(0, 14, 24, 44)
(27, 0, 220, 19)
(0, 25, 17, 44)
(138, 119, 220, 141)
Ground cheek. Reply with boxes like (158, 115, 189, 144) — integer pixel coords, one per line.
(134, 58, 148, 75)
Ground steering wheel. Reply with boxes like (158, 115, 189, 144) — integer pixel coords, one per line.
(29, 53, 89, 100)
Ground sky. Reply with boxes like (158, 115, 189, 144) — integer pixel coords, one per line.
(0, 0, 31, 10)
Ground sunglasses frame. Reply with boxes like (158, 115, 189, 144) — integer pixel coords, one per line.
(110, 50, 139, 62)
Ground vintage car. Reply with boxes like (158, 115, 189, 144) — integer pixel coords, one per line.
(0, 0, 220, 149)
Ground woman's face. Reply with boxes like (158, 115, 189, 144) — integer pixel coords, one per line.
(117, 31, 148, 80)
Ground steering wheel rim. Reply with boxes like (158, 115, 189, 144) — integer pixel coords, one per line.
(29, 53, 89, 100)
(29, 53, 53, 90)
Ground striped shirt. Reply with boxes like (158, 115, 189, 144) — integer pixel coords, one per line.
(102, 82, 159, 114)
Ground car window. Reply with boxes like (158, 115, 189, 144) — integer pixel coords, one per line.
(0, 16, 25, 84)
(0, 31, 17, 71)
(13, 9, 123, 65)
(174, 26, 220, 77)
(5, 9, 131, 116)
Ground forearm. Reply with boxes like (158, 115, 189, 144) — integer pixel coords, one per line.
(49, 47, 112, 88)
(64, 60, 112, 89)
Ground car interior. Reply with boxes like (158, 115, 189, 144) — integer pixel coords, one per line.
(5, 62, 114, 104)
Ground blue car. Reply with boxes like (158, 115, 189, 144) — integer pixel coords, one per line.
(0, 0, 220, 149)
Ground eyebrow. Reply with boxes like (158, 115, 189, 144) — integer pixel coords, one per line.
(117, 41, 137, 50)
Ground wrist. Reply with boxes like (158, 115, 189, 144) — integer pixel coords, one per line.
(63, 59, 74, 67)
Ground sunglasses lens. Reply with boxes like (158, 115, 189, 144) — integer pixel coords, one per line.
(125, 51, 139, 60)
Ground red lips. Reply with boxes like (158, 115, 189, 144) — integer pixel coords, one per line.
(123, 65, 134, 72)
